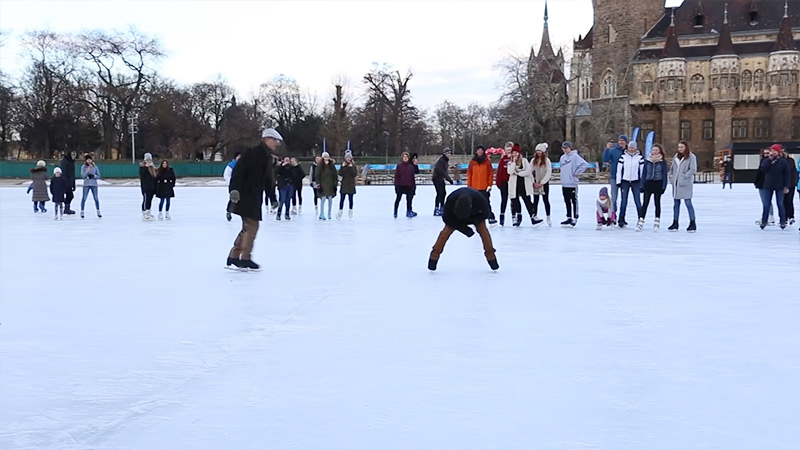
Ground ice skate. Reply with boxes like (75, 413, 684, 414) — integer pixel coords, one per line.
(276, 214, 282, 221)
(499, 214, 505, 226)
(348, 209, 353, 220)
(635, 217, 644, 231)
(285, 213, 291, 220)
(546, 216, 552, 227)
(226, 211, 232, 221)
(291, 206, 297, 215)
(668, 220, 679, 231)
(512, 213, 522, 227)
(596, 223, 603, 230)
(336, 210, 343, 220)
(687, 221, 697, 233)
(239, 259, 261, 271)
(488, 217, 497, 226)
(165, 211, 170, 220)
(654, 217, 660, 231)
(97, 210, 102, 218)
(80, 210, 84, 218)
(158, 211, 163, 220)
(531, 215, 543, 226)
(560, 218, 573, 227)
(298, 205, 302, 214)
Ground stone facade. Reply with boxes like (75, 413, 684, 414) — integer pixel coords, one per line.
(568, 0, 800, 168)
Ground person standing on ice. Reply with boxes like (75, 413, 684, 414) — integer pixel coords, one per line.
(289, 157, 305, 215)
(275, 155, 294, 221)
(428, 187, 498, 272)
(224, 152, 240, 221)
(49, 167, 68, 220)
(394, 152, 417, 218)
(603, 134, 627, 213)
(507, 145, 540, 227)
(432, 147, 454, 216)
(495, 142, 513, 225)
(721, 155, 734, 189)
(667, 140, 697, 233)
(156, 159, 176, 220)
(595, 187, 616, 230)
(316, 152, 338, 220)
(309, 155, 321, 214)
(28, 160, 49, 213)
(638, 143, 668, 231)
(615, 140, 644, 229)
(80, 154, 101, 218)
(226, 128, 282, 271)
(781, 148, 797, 225)
(531, 143, 553, 226)
(337, 150, 357, 220)
(757, 143, 791, 230)
(139, 153, 158, 221)
(466, 145, 496, 225)
(59, 151, 76, 214)
(753, 148, 775, 226)
(558, 141, 588, 227)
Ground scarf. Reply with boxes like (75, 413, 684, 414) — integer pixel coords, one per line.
(472, 153, 486, 164)
(648, 152, 663, 163)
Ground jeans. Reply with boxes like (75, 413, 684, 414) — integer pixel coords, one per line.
(81, 186, 99, 211)
(760, 189, 786, 225)
(158, 198, 171, 211)
(673, 198, 696, 222)
(609, 180, 619, 212)
(339, 192, 354, 210)
(278, 185, 295, 215)
(618, 180, 642, 222)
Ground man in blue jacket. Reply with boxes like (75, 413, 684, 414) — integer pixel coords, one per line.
(603, 135, 627, 213)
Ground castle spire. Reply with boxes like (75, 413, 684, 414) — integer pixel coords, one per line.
(662, 9, 683, 58)
(786, 0, 789, 18)
(537, 0, 556, 59)
(715, 4, 736, 56)
(773, 0, 796, 52)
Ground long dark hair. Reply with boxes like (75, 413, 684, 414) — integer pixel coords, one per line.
(158, 160, 170, 175)
(678, 140, 691, 158)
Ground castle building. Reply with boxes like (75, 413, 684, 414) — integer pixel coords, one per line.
(568, 0, 800, 169)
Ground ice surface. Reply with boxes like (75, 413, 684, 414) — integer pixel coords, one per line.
(1, 184, 799, 450)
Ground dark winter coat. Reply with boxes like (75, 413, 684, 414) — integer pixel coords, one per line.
(786, 157, 798, 189)
(50, 176, 68, 203)
(722, 160, 733, 175)
(339, 163, 357, 195)
(316, 161, 338, 197)
(156, 167, 176, 198)
(395, 161, 416, 187)
(754, 156, 768, 189)
(276, 163, 293, 189)
(30, 167, 49, 202)
(759, 156, 791, 191)
(442, 187, 491, 236)
(60, 154, 76, 190)
(289, 164, 306, 189)
(641, 159, 668, 193)
(139, 164, 158, 194)
(433, 154, 453, 183)
(229, 141, 274, 221)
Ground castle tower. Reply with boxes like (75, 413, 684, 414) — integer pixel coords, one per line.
(768, 0, 799, 140)
(657, 10, 686, 150)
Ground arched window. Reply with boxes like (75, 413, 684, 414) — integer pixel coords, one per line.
(754, 69, 765, 90)
(602, 70, 616, 97)
(690, 74, 705, 94)
(741, 70, 753, 91)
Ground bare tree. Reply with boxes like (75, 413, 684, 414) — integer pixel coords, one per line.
(363, 65, 415, 156)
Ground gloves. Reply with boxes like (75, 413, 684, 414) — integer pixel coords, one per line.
(616, 183, 621, 188)
(87, 174, 94, 179)
(27, 185, 32, 194)
(449, 180, 454, 185)
(229, 190, 240, 203)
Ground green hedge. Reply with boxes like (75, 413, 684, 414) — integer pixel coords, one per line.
(0, 161, 227, 178)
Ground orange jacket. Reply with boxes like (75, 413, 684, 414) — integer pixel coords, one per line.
(467, 157, 494, 190)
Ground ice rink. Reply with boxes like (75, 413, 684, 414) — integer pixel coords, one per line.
(1, 183, 799, 450)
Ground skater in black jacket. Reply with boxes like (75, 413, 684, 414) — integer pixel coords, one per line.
(428, 187, 498, 271)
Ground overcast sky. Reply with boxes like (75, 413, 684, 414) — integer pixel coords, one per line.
(0, 0, 683, 111)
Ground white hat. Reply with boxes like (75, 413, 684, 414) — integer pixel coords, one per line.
(628, 141, 638, 149)
(144, 152, 153, 161)
(262, 128, 284, 141)
(535, 143, 548, 152)
(54, 167, 62, 174)
(322, 151, 330, 158)
(36, 160, 46, 167)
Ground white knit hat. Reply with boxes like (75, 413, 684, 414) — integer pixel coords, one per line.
(36, 160, 46, 167)
(262, 128, 284, 141)
(54, 167, 62, 175)
(535, 143, 548, 152)
(144, 152, 153, 161)
(322, 151, 330, 158)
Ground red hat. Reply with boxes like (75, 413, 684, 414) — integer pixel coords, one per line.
(770, 144, 783, 152)
(511, 144, 521, 153)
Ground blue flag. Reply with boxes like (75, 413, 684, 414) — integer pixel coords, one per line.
(631, 127, 640, 144)
(644, 131, 655, 159)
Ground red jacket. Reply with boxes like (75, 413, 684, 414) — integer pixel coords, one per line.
(495, 155, 510, 186)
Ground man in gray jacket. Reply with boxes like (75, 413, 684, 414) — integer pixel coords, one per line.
(559, 141, 588, 227)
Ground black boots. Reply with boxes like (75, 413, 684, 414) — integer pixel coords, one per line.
(667, 220, 679, 231)
(687, 221, 696, 233)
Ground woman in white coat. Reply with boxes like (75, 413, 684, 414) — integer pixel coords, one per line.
(507, 146, 539, 226)
(667, 140, 697, 233)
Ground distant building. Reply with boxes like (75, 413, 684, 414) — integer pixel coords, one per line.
(568, 0, 800, 169)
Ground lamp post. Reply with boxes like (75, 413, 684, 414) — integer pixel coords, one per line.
(128, 114, 138, 164)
